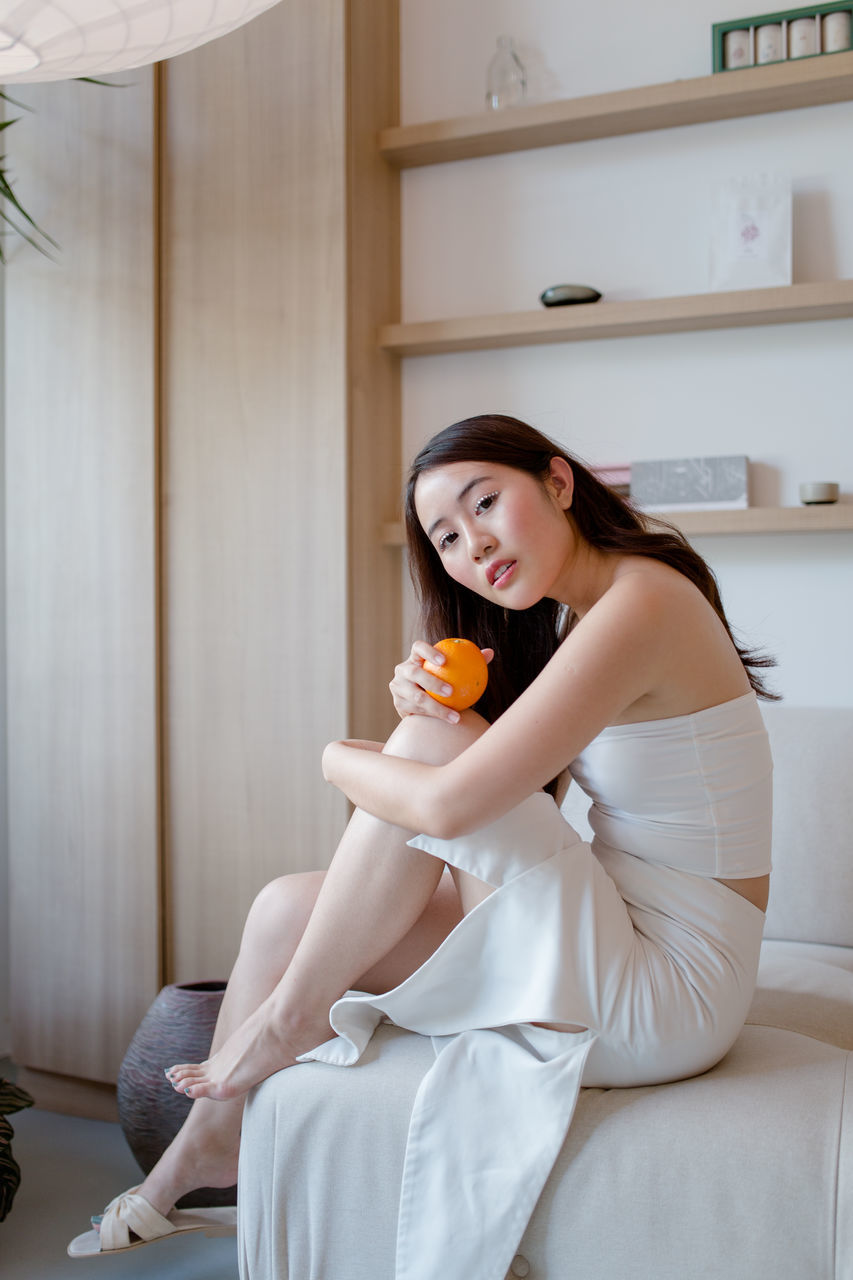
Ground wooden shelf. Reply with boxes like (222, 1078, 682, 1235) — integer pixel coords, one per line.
(660, 505, 853, 536)
(378, 53, 853, 555)
(379, 50, 853, 167)
(381, 505, 853, 546)
(379, 279, 853, 357)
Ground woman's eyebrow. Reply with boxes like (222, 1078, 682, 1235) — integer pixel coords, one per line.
(426, 476, 492, 541)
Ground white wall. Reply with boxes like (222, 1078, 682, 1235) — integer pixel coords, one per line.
(399, 0, 853, 707)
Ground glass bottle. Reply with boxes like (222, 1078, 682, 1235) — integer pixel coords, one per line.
(485, 36, 526, 110)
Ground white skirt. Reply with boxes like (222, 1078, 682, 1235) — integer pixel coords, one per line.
(294, 792, 765, 1280)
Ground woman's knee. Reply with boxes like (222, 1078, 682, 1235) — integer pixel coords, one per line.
(243, 870, 324, 949)
(383, 709, 489, 766)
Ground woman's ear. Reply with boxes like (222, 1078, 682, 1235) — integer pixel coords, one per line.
(546, 457, 574, 510)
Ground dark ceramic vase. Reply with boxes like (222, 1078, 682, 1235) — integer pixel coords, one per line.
(117, 981, 237, 1209)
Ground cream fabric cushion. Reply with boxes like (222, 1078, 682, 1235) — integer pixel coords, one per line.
(238, 1022, 852, 1280)
(524, 1024, 851, 1280)
(239, 1026, 420, 1280)
(759, 705, 853, 946)
(749, 939, 853, 1049)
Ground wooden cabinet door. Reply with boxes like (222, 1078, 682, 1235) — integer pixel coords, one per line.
(5, 72, 160, 1083)
(161, 0, 400, 982)
(160, 0, 352, 981)
(4, 0, 401, 1090)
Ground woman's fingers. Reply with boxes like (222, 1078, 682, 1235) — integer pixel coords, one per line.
(408, 640, 447, 670)
(412, 659, 454, 699)
(390, 639, 494, 722)
(390, 671, 455, 719)
(390, 641, 455, 720)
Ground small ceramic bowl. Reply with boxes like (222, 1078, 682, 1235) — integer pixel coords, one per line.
(799, 481, 839, 505)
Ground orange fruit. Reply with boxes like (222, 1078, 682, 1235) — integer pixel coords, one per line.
(423, 638, 489, 711)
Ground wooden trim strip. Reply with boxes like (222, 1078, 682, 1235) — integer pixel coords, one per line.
(153, 60, 170, 989)
(17, 1066, 119, 1123)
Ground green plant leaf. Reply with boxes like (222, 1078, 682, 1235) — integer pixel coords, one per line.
(0, 89, 32, 112)
(0, 168, 57, 242)
(0, 209, 58, 263)
(0, 165, 60, 257)
(0, 78, 116, 263)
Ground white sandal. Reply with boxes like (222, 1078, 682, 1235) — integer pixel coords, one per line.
(67, 1185, 237, 1258)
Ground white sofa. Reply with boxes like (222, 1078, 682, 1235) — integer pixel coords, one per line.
(237, 706, 853, 1280)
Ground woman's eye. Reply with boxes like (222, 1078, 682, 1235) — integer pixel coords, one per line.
(474, 490, 498, 515)
(437, 530, 458, 552)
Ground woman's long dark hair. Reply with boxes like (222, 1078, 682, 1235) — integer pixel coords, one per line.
(404, 414, 778, 727)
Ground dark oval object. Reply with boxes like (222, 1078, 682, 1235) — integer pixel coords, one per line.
(539, 284, 602, 307)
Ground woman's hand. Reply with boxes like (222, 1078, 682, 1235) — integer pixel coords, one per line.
(389, 640, 494, 723)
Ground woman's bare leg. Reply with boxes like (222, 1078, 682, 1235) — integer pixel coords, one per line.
(135, 713, 485, 1215)
(135, 868, 461, 1217)
(165, 712, 489, 1105)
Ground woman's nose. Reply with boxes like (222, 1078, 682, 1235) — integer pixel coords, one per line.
(469, 532, 495, 561)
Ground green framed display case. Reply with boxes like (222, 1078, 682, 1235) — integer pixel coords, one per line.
(713, 2, 852, 71)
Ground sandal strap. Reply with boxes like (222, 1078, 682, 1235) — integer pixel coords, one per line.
(100, 1186, 176, 1251)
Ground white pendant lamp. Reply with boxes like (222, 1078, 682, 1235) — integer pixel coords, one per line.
(0, 0, 283, 83)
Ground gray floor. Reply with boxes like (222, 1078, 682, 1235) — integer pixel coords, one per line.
(0, 1064, 238, 1280)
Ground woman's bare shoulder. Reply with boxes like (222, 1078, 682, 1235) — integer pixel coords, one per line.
(605, 556, 721, 622)
(597, 558, 750, 722)
(610, 554, 699, 590)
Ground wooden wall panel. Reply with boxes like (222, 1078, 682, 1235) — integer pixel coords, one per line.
(3, 2, 402, 1087)
(162, 1, 352, 982)
(346, 0, 402, 744)
(5, 74, 160, 1081)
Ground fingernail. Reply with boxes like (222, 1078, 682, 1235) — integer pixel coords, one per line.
(448, 711, 460, 724)
(442, 685, 453, 696)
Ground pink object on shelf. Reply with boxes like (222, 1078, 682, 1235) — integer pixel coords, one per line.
(592, 464, 631, 489)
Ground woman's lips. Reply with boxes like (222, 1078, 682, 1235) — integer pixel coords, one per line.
(487, 560, 516, 588)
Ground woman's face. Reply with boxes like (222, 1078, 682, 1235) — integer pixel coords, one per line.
(413, 458, 576, 608)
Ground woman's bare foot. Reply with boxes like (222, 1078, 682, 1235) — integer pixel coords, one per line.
(165, 997, 333, 1102)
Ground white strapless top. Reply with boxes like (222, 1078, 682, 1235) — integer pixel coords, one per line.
(569, 692, 773, 878)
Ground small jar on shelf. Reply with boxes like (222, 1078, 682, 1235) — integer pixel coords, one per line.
(823, 9, 852, 51)
(485, 36, 527, 110)
(756, 23, 784, 63)
(789, 15, 818, 57)
(723, 27, 752, 67)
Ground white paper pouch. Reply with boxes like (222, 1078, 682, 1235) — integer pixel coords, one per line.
(709, 174, 792, 292)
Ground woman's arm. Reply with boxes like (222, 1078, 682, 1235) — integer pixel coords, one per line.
(323, 572, 674, 838)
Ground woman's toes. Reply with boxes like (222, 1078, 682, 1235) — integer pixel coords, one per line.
(165, 1063, 205, 1093)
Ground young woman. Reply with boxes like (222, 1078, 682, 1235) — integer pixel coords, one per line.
(70, 415, 774, 1276)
